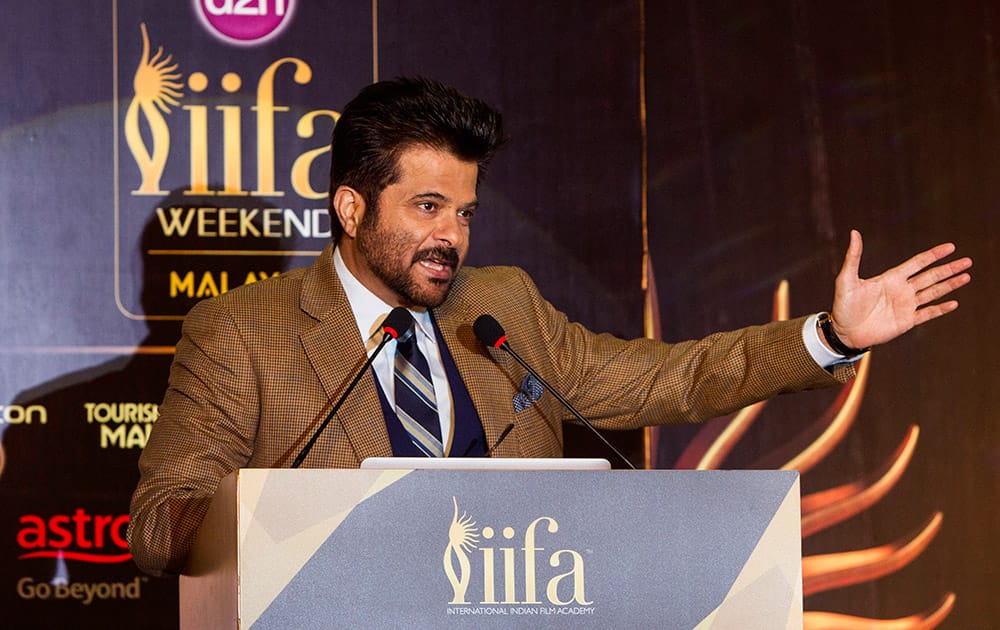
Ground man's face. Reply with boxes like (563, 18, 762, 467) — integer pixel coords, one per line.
(353, 145, 479, 308)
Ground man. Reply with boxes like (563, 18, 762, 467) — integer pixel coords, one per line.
(128, 77, 972, 577)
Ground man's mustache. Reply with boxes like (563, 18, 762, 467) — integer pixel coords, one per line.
(412, 247, 460, 269)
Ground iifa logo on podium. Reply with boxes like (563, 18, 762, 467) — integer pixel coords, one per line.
(443, 497, 593, 608)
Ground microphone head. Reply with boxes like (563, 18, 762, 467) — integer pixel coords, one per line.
(382, 307, 414, 342)
(473, 314, 507, 348)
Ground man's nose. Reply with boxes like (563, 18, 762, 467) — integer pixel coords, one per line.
(433, 211, 464, 247)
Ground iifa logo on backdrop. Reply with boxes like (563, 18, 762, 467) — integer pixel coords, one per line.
(126, 22, 334, 208)
(120, 18, 335, 307)
(194, 0, 296, 47)
(443, 497, 592, 609)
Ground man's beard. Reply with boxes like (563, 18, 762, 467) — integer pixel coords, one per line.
(355, 210, 461, 308)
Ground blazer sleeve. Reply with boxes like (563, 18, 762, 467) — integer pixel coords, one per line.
(493, 267, 855, 430)
(127, 297, 260, 577)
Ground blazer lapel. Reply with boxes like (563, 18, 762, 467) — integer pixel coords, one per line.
(298, 245, 394, 464)
(434, 281, 523, 458)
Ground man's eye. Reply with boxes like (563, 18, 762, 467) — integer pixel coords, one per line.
(458, 208, 475, 219)
(418, 202, 436, 211)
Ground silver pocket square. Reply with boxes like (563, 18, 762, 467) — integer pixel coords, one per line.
(513, 373, 544, 413)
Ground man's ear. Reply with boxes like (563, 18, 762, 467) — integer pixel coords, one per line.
(332, 186, 365, 238)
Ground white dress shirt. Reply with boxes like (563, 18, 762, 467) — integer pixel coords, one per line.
(333, 247, 455, 448)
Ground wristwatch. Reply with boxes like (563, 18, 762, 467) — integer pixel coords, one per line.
(817, 312, 870, 357)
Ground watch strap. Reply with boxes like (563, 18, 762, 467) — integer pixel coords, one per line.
(817, 312, 870, 357)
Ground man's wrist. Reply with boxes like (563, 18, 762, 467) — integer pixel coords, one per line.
(817, 312, 870, 357)
(803, 314, 866, 368)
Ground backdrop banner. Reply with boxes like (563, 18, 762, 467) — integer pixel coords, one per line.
(1, 1, 995, 628)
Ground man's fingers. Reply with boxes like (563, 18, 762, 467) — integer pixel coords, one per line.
(916, 272, 972, 305)
(898, 242, 958, 279)
(913, 300, 960, 327)
(908, 256, 973, 291)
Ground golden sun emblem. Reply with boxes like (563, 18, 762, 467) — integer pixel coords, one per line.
(447, 496, 480, 553)
(124, 23, 183, 195)
(443, 497, 480, 604)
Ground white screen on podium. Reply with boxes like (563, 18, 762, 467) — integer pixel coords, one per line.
(359, 457, 611, 470)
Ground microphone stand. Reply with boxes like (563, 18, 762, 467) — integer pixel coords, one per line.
(291, 332, 394, 468)
(497, 342, 637, 470)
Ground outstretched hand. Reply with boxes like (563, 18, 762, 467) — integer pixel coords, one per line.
(830, 230, 972, 350)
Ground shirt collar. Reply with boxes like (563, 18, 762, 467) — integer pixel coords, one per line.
(333, 246, 435, 351)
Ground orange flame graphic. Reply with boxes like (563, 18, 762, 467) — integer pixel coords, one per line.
(654, 279, 953, 628)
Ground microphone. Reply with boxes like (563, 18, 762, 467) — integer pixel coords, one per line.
(461, 421, 515, 457)
(291, 307, 414, 468)
(484, 422, 515, 456)
(473, 314, 637, 470)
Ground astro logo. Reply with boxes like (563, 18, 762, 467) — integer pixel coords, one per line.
(16, 509, 131, 564)
(443, 497, 592, 607)
(194, 0, 296, 46)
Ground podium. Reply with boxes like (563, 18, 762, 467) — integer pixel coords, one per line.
(180, 468, 802, 629)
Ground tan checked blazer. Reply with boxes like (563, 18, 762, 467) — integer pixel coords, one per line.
(128, 244, 852, 575)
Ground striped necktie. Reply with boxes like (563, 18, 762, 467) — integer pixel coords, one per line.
(394, 337, 444, 457)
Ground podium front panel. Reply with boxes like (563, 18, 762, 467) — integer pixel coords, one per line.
(182, 469, 802, 629)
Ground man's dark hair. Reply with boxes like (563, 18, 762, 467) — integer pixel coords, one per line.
(328, 77, 505, 241)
